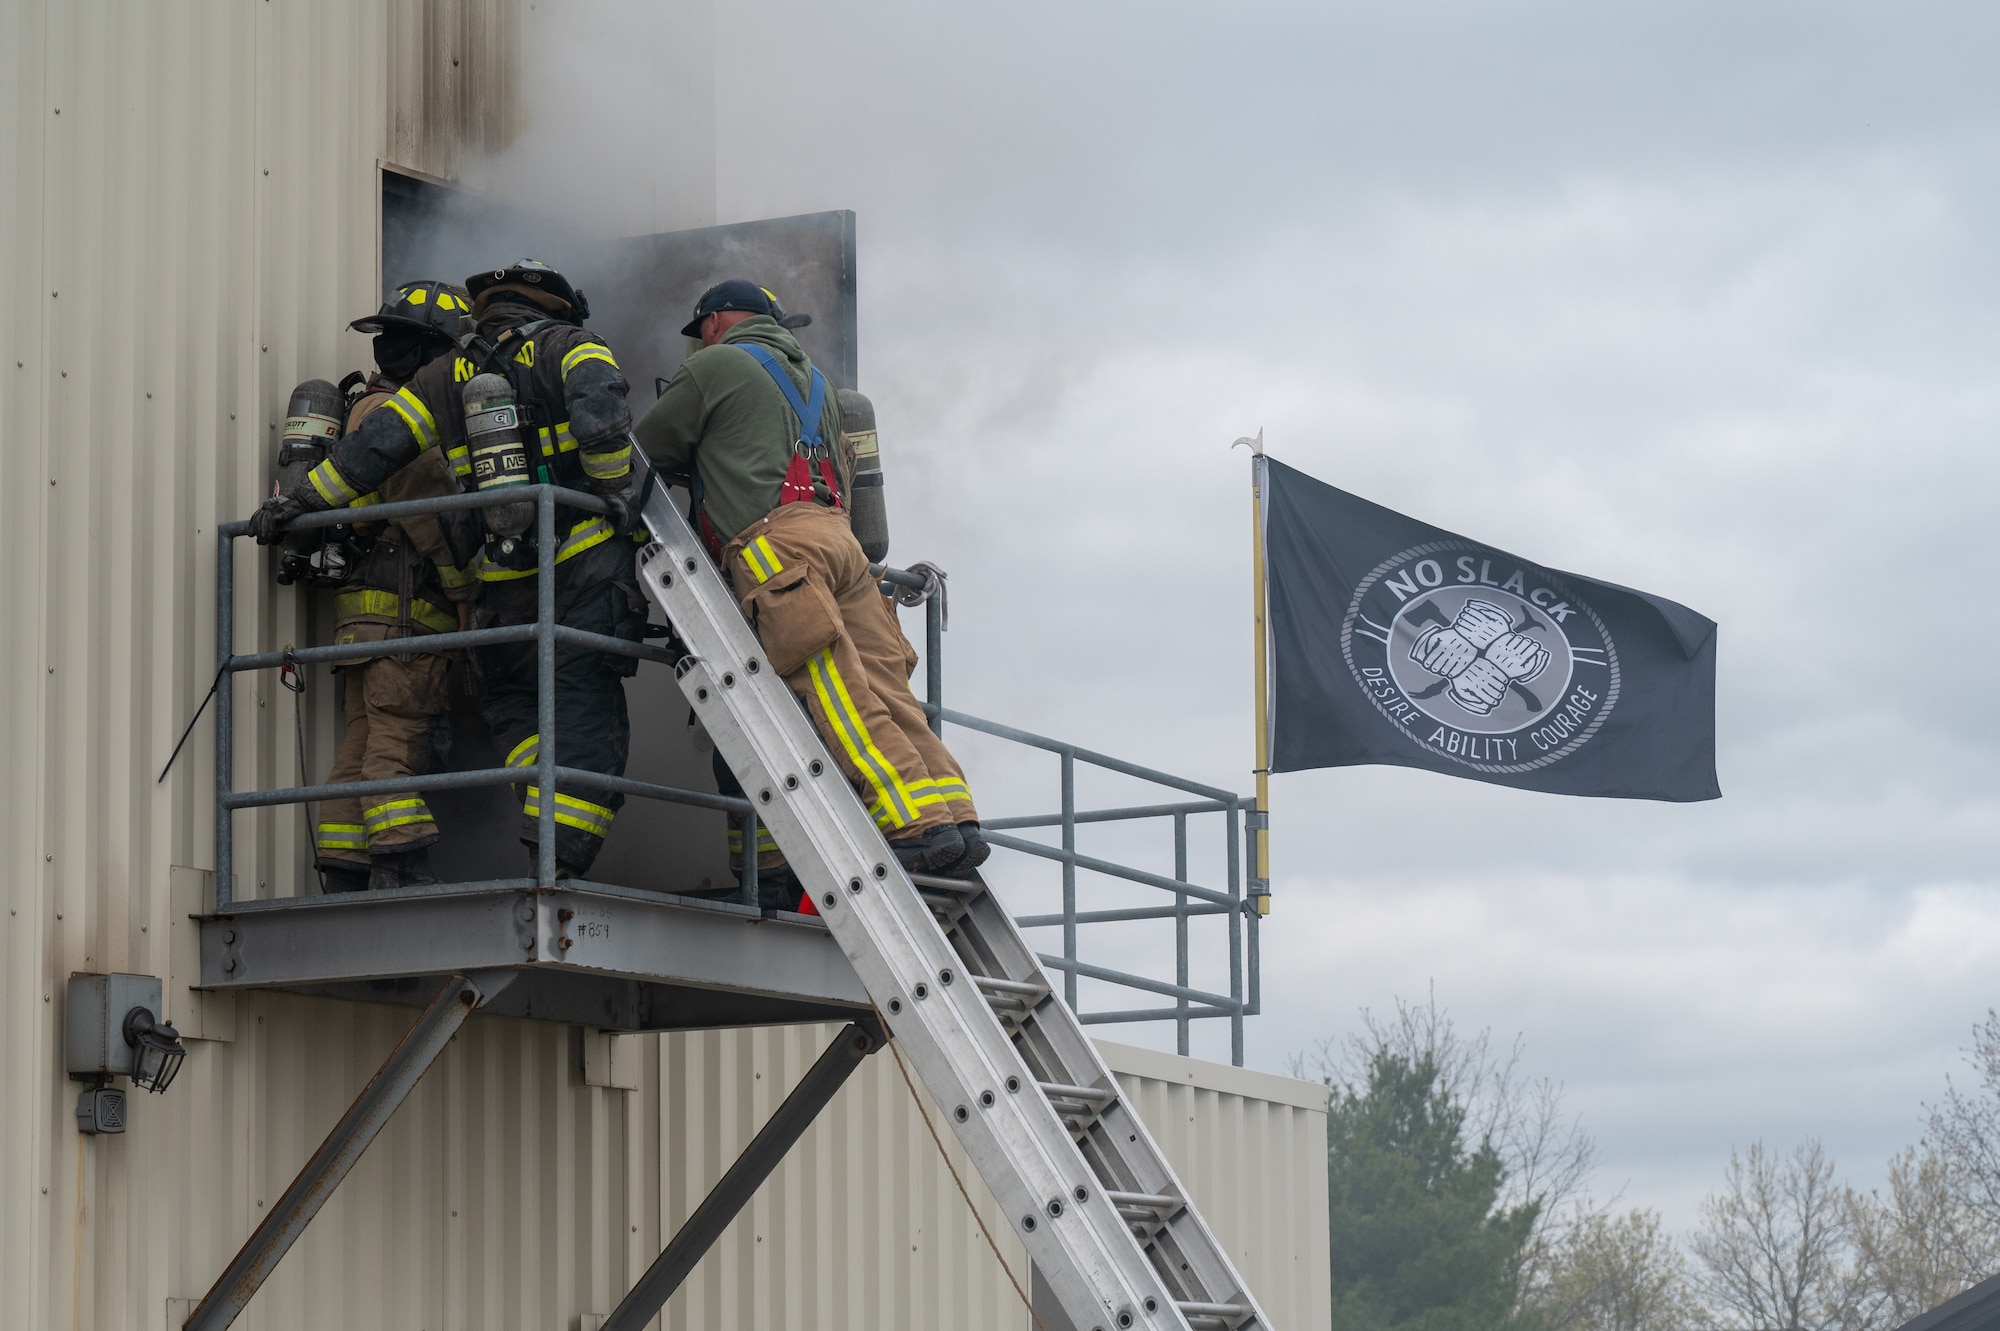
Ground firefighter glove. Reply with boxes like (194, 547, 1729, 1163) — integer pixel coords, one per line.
(596, 487, 634, 535)
(249, 493, 309, 545)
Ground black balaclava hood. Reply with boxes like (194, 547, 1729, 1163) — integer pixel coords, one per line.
(374, 329, 446, 382)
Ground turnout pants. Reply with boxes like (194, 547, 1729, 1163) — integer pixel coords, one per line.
(476, 569, 643, 875)
(722, 503, 977, 847)
(316, 651, 451, 868)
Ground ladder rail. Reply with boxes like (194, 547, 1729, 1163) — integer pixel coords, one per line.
(636, 481, 1272, 1331)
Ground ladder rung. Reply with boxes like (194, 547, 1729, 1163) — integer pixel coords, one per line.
(908, 872, 984, 893)
(1104, 1190, 1179, 1212)
(1179, 1302, 1247, 1320)
(982, 994, 1027, 1011)
(973, 975, 1045, 997)
(1037, 1081, 1112, 1104)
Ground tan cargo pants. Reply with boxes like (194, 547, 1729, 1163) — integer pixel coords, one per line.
(722, 503, 977, 851)
(315, 651, 450, 867)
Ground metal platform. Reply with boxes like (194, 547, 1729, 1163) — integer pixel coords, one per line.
(198, 879, 871, 1031)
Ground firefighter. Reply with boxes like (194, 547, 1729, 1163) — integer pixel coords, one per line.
(304, 281, 482, 892)
(251, 260, 645, 881)
(634, 280, 988, 887)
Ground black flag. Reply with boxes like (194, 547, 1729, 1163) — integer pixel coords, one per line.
(1263, 457, 1718, 801)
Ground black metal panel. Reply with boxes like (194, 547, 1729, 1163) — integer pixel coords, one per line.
(379, 170, 856, 390)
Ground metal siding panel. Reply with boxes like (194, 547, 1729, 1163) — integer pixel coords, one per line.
(1, 0, 52, 1322)
(1101, 1043, 1335, 1331)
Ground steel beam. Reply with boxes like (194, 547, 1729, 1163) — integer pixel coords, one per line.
(201, 885, 870, 1012)
(603, 1019, 886, 1331)
(183, 971, 516, 1331)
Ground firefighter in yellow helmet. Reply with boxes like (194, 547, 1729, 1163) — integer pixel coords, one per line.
(636, 280, 987, 895)
(252, 260, 645, 881)
(306, 281, 480, 892)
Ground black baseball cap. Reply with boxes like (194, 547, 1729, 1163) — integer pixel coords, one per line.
(679, 279, 812, 337)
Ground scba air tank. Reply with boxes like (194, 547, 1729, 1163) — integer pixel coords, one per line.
(837, 389, 890, 563)
(462, 373, 534, 541)
(273, 379, 346, 584)
(276, 378, 345, 494)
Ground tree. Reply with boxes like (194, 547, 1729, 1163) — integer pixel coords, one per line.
(1925, 1010, 2000, 1241)
(1843, 1146, 2000, 1331)
(1298, 990, 1603, 1303)
(1534, 1209, 1705, 1331)
(1691, 1140, 1849, 1331)
(1325, 1046, 1540, 1331)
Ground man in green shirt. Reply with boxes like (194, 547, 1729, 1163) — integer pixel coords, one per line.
(636, 280, 987, 884)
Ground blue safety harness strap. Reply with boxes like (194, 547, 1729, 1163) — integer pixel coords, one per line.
(736, 342, 827, 448)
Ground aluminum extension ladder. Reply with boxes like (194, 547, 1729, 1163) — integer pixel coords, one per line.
(635, 479, 1272, 1331)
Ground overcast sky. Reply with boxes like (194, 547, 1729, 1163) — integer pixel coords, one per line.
(562, 1, 2000, 1229)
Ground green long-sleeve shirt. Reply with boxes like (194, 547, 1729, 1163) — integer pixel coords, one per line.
(633, 316, 849, 545)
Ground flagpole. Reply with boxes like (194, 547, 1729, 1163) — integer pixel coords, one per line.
(1234, 431, 1272, 916)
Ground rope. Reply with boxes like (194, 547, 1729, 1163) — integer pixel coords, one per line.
(157, 659, 230, 784)
(876, 1005, 1052, 1331)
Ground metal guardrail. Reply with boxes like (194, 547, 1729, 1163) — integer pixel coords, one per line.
(929, 708, 1261, 1064)
(214, 483, 1260, 1062)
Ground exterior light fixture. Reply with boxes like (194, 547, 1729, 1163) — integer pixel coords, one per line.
(122, 1005, 187, 1093)
(65, 973, 186, 1134)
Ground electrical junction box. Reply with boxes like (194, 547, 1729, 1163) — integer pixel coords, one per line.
(76, 1086, 127, 1135)
(66, 972, 163, 1081)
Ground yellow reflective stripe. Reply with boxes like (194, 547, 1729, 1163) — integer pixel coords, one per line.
(561, 342, 618, 379)
(866, 793, 899, 832)
(741, 535, 783, 584)
(559, 516, 615, 562)
(308, 459, 361, 506)
(580, 444, 631, 480)
(348, 490, 382, 508)
(534, 422, 578, 458)
(906, 778, 971, 806)
(381, 386, 440, 451)
(726, 828, 782, 852)
(505, 734, 540, 768)
(331, 589, 457, 635)
(363, 798, 434, 833)
(314, 823, 369, 851)
(807, 649, 917, 829)
(523, 788, 616, 836)
(445, 443, 471, 478)
(476, 516, 617, 581)
(434, 562, 474, 590)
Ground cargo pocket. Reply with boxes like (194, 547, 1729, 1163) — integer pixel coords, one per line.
(741, 565, 843, 677)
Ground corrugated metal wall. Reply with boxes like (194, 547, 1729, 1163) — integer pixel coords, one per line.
(0, 2, 1329, 1328)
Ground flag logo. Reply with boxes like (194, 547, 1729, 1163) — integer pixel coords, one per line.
(1343, 542, 1621, 772)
